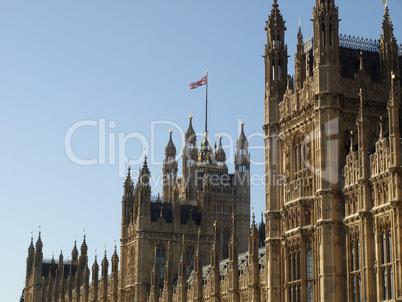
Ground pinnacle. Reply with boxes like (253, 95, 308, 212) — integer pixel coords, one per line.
(297, 24, 303, 44)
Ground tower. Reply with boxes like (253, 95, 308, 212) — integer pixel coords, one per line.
(264, 0, 288, 124)
(162, 129, 178, 202)
(379, 5, 400, 83)
(263, 4, 287, 299)
(312, 0, 341, 93)
(235, 121, 250, 253)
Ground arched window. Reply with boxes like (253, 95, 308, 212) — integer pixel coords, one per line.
(350, 237, 361, 302)
(306, 239, 313, 302)
(156, 244, 165, 280)
(288, 245, 301, 302)
(380, 229, 394, 300)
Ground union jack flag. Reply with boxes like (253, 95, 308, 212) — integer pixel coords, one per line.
(189, 75, 207, 90)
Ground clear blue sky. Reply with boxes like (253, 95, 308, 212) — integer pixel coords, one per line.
(1, 0, 401, 300)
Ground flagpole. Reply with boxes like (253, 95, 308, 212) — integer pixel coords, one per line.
(205, 69, 208, 134)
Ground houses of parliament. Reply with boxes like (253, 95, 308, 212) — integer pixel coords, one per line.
(22, 0, 402, 301)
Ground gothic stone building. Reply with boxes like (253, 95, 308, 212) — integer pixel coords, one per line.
(23, 0, 402, 301)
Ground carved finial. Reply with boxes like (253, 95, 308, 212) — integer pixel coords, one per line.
(383, 0, 387, 8)
(189, 113, 193, 120)
(169, 128, 172, 134)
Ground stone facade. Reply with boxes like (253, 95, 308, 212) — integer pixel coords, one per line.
(22, 0, 402, 301)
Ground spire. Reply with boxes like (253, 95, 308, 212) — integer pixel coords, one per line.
(382, 4, 393, 42)
(71, 240, 78, 262)
(297, 22, 303, 44)
(35, 231, 43, 252)
(28, 236, 35, 255)
(81, 235, 88, 257)
(101, 249, 109, 278)
(264, 0, 288, 114)
(140, 155, 150, 176)
(92, 252, 99, 282)
(112, 244, 119, 273)
(124, 165, 133, 188)
(295, 22, 306, 90)
(236, 121, 248, 150)
(165, 129, 176, 158)
(185, 114, 196, 142)
(379, 3, 399, 81)
(138, 156, 151, 187)
(268, 0, 285, 28)
(58, 249, 63, 265)
(215, 134, 226, 163)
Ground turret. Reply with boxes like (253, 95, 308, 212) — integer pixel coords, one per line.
(379, 5, 400, 83)
(215, 134, 227, 168)
(163, 129, 178, 202)
(235, 121, 249, 175)
(80, 235, 88, 269)
(294, 23, 306, 90)
(92, 253, 99, 302)
(248, 212, 260, 301)
(235, 121, 250, 186)
(26, 236, 35, 280)
(183, 114, 198, 173)
(34, 232, 43, 269)
(136, 156, 152, 218)
(57, 250, 65, 301)
(264, 0, 288, 124)
(111, 245, 119, 302)
(122, 166, 134, 226)
(312, 0, 341, 92)
(71, 240, 79, 263)
(101, 250, 109, 302)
